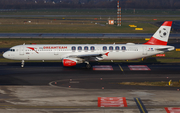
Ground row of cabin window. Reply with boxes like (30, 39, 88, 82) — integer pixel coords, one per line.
(72, 46, 126, 51)
(9, 46, 126, 52)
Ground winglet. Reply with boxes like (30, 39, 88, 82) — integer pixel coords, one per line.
(105, 52, 109, 56)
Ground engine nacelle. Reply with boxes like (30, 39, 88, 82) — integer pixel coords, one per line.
(62, 58, 77, 67)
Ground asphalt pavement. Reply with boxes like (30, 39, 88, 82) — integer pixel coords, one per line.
(0, 62, 180, 90)
(1, 15, 180, 18)
(1, 61, 180, 113)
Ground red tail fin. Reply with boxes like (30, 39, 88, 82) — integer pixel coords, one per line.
(144, 21, 172, 45)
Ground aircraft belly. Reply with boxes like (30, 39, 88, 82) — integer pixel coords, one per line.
(17, 52, 62, 60)
(31, 52, 61, 60)
(103, 51, 142, 60)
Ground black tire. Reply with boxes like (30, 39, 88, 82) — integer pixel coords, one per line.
(86, 64, 91, 69)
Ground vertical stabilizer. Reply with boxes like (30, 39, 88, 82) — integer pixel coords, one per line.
(144, 21, 172, 45)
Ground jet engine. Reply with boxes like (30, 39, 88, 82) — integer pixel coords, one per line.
(62, 58, 77, 67)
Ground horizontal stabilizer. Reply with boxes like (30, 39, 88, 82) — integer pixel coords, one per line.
(155, 46, 174, 51)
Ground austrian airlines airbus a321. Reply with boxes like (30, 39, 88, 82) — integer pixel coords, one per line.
(3, 21, 174, 68)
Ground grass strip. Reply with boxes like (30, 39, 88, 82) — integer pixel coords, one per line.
(117, 81, 180, 87)
(0, 38, 146, 48)
(0, 23, 157, 33)
(1, 9, 180, 15)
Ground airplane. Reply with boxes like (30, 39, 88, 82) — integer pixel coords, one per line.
(3, 21, 174, 68)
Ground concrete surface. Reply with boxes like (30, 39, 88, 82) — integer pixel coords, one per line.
(0, 86, 179, 113)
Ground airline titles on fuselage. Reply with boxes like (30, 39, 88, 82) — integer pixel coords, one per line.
(43, 46, 67, 49)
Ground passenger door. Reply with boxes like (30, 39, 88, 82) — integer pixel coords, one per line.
(54, 49, 59, 55)
(142, 46, 147, 55)
(19, 46, 24, 55)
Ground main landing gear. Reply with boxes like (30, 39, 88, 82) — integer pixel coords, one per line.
(85, 61, 91, 69)
(86, 64, 91, 69)
(21, 60, 24, 68)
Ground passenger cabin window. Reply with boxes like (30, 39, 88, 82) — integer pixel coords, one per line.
(84, 46, 88, 52)
(109, 46, 113, 51)
(71, 46, 76, 51)
(121, 46, 126, 51)
(78, 46, 82, 51)
(115, 46, 120, 51)
(90, 46, 95, 51)
(103, 46, 107, 51)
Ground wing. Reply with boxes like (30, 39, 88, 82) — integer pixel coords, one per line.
(69, 52, 109, 58)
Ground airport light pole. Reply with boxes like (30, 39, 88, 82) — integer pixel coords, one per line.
(117, 1, 121, 26)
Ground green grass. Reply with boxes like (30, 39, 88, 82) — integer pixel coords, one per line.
(155, 59, 180, 63)
(117, 81, 180, 87)
(0, 9, 117, 15)
(1, 9, 180, 15)
(0, 22, 157, 33)
(164, 50, 180, 58)
(0, 38, 146, 48)
(0, 14, 179, 33)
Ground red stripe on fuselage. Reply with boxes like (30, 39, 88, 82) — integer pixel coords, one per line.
(162, 21, 172, 27)
(27, 47, 39, 53)
(27, 47, 35, 51)
(144, 37, 167, 45)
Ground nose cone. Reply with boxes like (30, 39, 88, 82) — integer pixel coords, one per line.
(3, 52, 8, 59)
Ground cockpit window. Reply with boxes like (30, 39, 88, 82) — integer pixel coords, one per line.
(9, 49, 15, 52)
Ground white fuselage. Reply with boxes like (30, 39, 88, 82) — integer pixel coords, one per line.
(3, 43, 174, 61)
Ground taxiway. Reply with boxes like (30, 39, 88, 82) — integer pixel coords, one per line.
(0, 62, 180, 113)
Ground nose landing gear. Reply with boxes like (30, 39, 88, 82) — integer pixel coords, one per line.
(21, 60, 24, 68)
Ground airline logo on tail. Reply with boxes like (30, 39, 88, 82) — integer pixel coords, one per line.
(144, 21, 172, 45)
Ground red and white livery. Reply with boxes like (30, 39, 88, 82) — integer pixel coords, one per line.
(144, 21, 172, 45)
(3, 21, 174, 68)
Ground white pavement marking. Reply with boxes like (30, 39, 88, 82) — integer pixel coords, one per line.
(128, 65, 151, 71)
(98, 97, 127, 107)
(93, 65, 113, 70)
(165, 107, 180, 113)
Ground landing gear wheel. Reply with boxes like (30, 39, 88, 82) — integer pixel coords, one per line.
(86, 64, 91, 69)
(21, 60, 24, 68)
